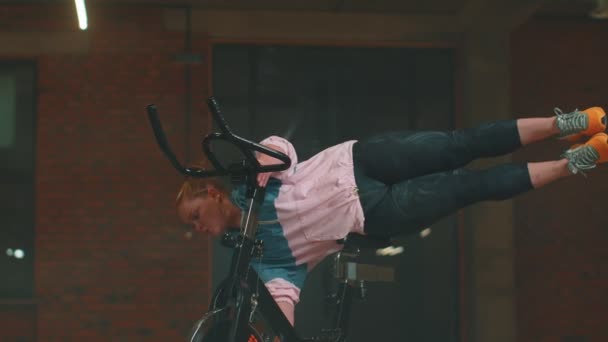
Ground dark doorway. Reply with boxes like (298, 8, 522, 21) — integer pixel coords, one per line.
(0, 61, 36, 299)
(211, 44, 459, 342)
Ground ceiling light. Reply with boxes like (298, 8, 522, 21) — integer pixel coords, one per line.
(75, 0, 88, 30)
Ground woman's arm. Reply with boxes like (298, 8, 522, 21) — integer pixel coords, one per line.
(264, 278, 301, 326)
(256, 136, 298, 187)
(277, 301, 295, 326)
(256, 143, 287, 187)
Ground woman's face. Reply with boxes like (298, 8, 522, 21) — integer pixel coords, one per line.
(177, 194, 230, 237)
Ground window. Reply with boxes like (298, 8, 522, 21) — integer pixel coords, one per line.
(0, 76, 16, 147)
(212, 45, 458, 340)
(0, 62, 36, 298)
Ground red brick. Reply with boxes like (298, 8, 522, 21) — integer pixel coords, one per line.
(0, 4, 212, 341)
(512, 15, 608, 342)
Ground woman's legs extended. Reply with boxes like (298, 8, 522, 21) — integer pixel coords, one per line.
(362, 161, 568, 237)
(361, 132, 608, 237)
(353, 108, 606, 185)
(528, 159, 570, 188)
(517, 117, 559, 145)
(353, 120, 523, 185)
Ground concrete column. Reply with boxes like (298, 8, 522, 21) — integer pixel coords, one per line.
(461, 29, 517, 342)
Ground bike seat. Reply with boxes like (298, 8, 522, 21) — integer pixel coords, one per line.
(337, 233, 394, 250)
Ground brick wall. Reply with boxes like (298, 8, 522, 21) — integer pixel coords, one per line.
(511, 16, 608, 342)
(1, 4, 212, 341)
(4, 3, 608, 342)
(0, 301, 37, 342)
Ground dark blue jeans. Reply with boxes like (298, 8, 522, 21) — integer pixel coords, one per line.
(352, 120, 533, 237)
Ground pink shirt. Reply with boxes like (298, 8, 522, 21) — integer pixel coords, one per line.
(258, 136, 365, 306)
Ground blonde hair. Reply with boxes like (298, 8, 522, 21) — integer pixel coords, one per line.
(175, 161, 229, 206)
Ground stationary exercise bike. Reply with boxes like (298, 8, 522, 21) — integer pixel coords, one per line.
(146, 97, 403, 342)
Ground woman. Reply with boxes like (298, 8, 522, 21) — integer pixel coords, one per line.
(176, 107, 607, 325)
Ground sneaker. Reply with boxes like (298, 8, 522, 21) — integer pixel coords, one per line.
(555, 106, 607, 141)
(561, 132, 608, 174)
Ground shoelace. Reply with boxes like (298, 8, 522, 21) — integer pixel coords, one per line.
(555, 107, 587, 136)
(563, 145, 599, 175)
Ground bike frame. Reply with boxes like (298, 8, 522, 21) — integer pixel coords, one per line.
(147, 97, 321, 342)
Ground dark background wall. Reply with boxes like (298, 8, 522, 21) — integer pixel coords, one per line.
(0, 1, 607, 342)
(0, 5, 213, 342)
(211, 44, 458, 341)
(511, 17, 608, 342)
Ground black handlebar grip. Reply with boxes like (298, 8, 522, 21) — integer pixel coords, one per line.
(146, 104, 171, 151)
(207, 97, 232, 135)
(147, 100, 292, 179)
(147, 104, 192, 175)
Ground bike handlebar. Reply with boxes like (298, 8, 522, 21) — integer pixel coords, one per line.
(146, 97, 291, 179)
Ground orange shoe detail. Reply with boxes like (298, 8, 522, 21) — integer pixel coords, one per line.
(563, 106, 607, 142)
(583, 132, 608, 164)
